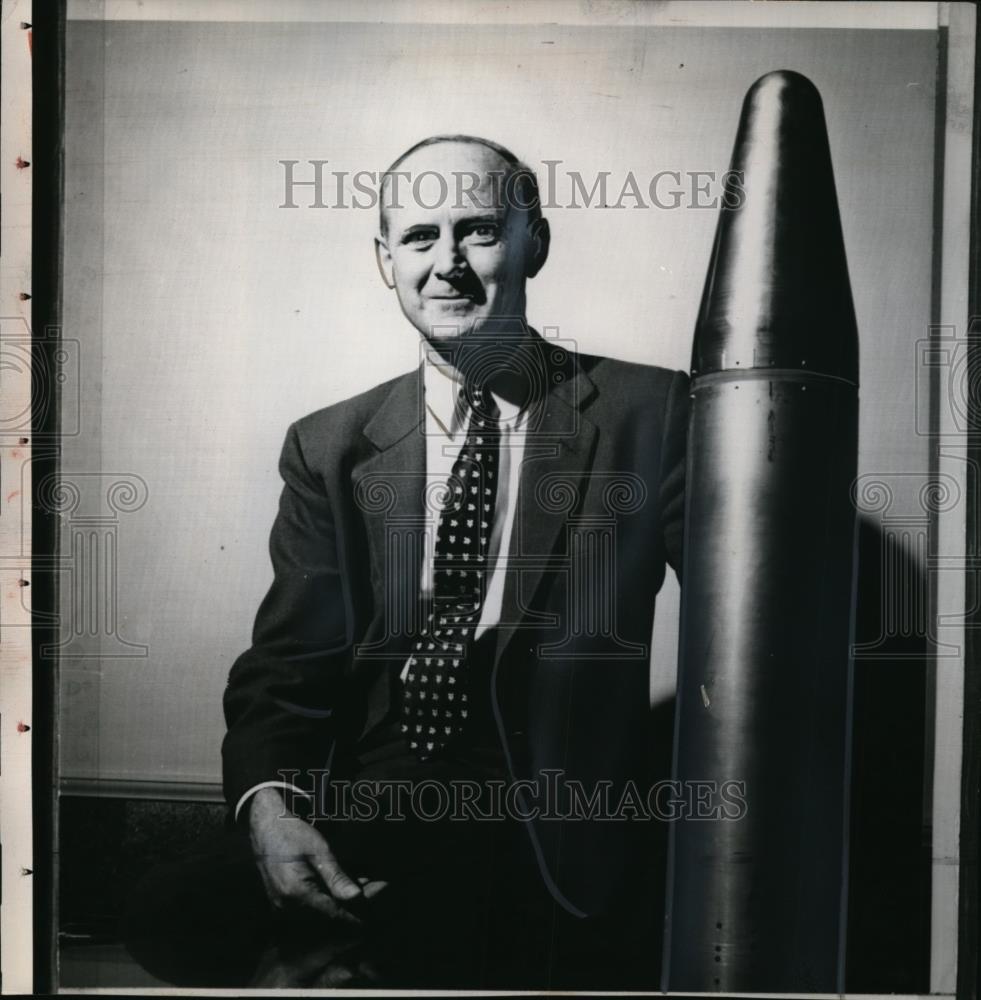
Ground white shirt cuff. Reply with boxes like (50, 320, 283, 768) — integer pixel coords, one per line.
(234, 780, 313, 823)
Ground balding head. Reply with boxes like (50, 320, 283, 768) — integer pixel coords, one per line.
(379, 134, 541, 237)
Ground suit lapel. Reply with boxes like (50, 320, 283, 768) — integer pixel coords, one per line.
(350, 348, 600, 668)
(493, 347, 598, 663)
(353, 368, 427, 651)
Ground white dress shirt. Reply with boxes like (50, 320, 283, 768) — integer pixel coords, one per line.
(235, 356, 528, 820)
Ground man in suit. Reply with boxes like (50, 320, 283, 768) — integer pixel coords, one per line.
(125, 135, 687, 989)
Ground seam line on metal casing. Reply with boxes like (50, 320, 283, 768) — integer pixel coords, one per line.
(690, 368, 859, 390)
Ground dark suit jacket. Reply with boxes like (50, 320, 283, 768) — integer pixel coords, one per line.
(223, 339, 688, 918)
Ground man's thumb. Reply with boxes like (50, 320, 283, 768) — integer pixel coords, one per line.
(313, 849, 362, 901)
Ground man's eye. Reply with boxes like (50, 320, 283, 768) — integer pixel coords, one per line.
(404, 230, 437, 245)
(466, 224, 499, 243)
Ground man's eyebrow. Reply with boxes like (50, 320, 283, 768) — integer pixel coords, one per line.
(457, 215, 503, 228)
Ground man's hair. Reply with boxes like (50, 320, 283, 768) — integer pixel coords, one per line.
(378, 134, 542, 236)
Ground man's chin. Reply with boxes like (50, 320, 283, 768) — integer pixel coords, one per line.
(416, 308, 531, 351)
(419, 308, 483, 343)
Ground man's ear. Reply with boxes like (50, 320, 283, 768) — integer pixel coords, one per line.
(375, 235, 395, 289)
(525, 217, 550, 279)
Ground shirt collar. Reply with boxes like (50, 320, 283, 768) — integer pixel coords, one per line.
(422, 349, 524, 439)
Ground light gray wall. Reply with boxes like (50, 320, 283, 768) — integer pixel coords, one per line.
(60, 20, 937, 788)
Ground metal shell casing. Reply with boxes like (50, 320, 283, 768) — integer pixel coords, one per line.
(663, 70, 859, 993)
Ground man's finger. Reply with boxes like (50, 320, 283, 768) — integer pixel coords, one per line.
(360, 879, 389, 900)
(294, 885, 363, 925)
(309, 844, 362, 901)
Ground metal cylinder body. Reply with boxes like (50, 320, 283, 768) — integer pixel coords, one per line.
(663, 70, 859, 993)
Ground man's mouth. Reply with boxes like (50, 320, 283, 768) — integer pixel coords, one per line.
(425, 279, 487, 306)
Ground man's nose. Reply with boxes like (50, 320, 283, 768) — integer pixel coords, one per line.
(433, 234, 466, 280)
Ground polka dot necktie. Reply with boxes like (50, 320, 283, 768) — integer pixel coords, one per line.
(402, 383, 501, 760)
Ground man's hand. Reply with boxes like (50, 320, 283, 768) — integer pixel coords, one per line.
(247, 787, 383, 924)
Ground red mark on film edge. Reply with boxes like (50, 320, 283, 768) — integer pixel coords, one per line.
(17, 722, 30, 733)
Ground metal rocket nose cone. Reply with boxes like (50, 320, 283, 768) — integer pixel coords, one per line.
(692, 70, 859, 383)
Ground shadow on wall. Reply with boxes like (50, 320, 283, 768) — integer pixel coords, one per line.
(846, 514, 931, 993)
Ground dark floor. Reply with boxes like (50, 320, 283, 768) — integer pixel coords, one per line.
(60, 942, 168, 988)
(59, 795, 228, 988)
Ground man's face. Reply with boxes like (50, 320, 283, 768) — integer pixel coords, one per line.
(375, 142, 546, 344)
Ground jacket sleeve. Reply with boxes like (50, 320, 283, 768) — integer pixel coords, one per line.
(221, 421, 351, 811)
(659, 369, 690, 580)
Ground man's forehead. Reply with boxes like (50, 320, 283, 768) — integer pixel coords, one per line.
(383, 141, 515, 227)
